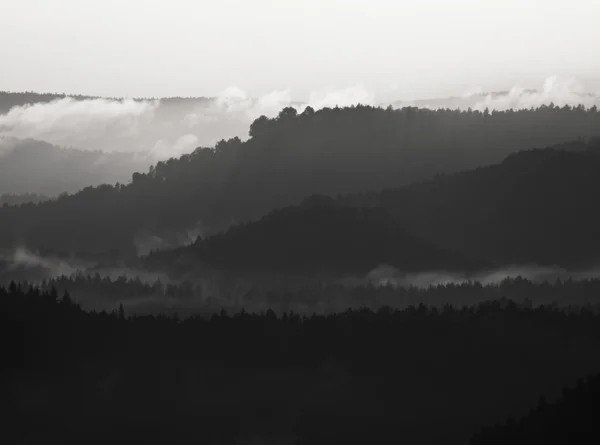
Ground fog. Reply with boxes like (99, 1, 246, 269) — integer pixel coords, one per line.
(394, 76, 600, 111)
(133, 222, 206, 256)
(0, 85, 376, 159)
(2, 77, 598, 164)
(0, 247, 169, 286)
(362, 263, 600, 288)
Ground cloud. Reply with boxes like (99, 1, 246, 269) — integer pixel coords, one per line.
(470, 76, 600, 111)
(0, 98, 158, 151)
(393, 76, 600, 112)
(150, 134, 200, 159)
(8, 247, 88, 277)
(305, 85, 375, 110)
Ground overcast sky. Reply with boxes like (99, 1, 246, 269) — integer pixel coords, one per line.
(1, 0, 600, 100)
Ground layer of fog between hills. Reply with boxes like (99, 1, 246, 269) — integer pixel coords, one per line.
(1, 76, 599, 195)
(5, 246, 600, 289)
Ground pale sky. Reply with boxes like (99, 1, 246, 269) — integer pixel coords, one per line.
(1, 0, 600, 100)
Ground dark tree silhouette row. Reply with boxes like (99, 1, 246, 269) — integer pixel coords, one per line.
(3, 282, 600, 444)
(2, 105, 600, 257)
(470, 372, 600, 444)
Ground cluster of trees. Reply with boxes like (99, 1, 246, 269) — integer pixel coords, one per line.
(3, 283, 600, 444)
(470, 373, 600, 444)
(2, 105, 600, 258)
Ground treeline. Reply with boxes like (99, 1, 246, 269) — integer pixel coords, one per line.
(2, 105, 600, 257)
(470, 373, 600, 444)
(0, 192, 49, 207)
(0, 91, 99, 114)
(3, 283, 600, 444)
(25, 273, 600, 317)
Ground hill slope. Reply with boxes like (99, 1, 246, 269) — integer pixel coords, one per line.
(0, 138, 155, 196)
(142, 195, 479, 278)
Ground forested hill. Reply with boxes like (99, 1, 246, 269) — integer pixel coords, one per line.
(343, 138, 600, 267)
(142, 195, 481, 278)
(1, 105, 600, 257)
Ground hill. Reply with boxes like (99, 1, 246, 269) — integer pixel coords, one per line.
(344, 139, 600, 267)
(1, 105, 600, 257)
(0, 138, 155, 196)
(142, 195, 479, 279)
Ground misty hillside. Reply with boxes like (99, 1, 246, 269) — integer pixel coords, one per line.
(2, 105, 600, 257)
(344, 139, 600, 267)
(0, 138, 155, 195)
(142, 195, 479, 279)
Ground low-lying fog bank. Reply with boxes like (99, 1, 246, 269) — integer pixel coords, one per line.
(3, 247, 600, 317)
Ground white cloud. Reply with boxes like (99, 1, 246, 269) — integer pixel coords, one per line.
(307, 85, 375, 110)
(151, 134, 200, 159)
(0, 98, 158, 150)
(470, 76, 600, 111)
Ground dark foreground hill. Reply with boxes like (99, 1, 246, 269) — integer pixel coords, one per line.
(3, 285, 600, 445)
(1, 105, 600, 257)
